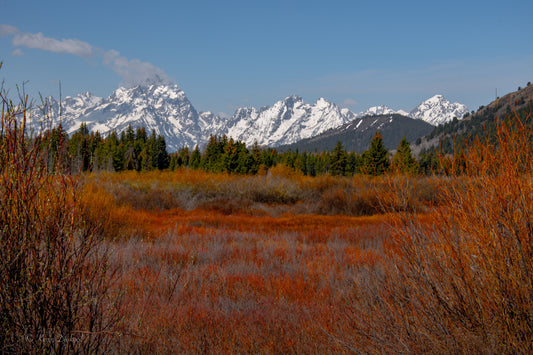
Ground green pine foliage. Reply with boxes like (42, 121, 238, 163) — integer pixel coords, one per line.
(34, 124, 439, 177)
(330, 141, 347, 176)
(391, 136, 419, 175)
(419, 90, 533, 156)
(361, 132, 390, 176)
(168, 135, 367, 177)
(39, 124, 172, 173)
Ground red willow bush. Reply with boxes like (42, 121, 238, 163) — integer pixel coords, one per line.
(0, 80, 121, 353)
(338, 109, 533, 353)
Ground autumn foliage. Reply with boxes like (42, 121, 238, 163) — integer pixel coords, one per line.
(2, 70, 532, 353)
(337, 109, 533, 353)
(0, 81, 120, 353)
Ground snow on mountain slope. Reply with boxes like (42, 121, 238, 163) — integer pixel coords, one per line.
(31, 87, 353, 150)
(31, 84, 205, 151)
(408, 95, 468, 126)
(220, 95, 351, 147)
(29, 83, 468, 151)
(340, 105, 409, 120)
(356, 105, 398, 118)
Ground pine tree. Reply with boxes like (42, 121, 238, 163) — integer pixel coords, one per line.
(235, 141, 251, 173)
(68, 127, 84, 172)
(330, 141, 347, 176)
(250, 142, 262, 174)
(78, 122, 89, 136)
(139, 146, 152, 171)
(109, 132, 125, 172)
(362, 132, 390, 175)
(190, 145, 201, 169)
(222, 137, 239, 172)
(124, 145, 138, 171)
(125, 124, 135, 144)
(295, 151, 308, 175)
(203, 135, 224, 172)
(306, 153, 317, 176)
(135, 127, 147, 143)
(346, 151, 361, 175)
(178, 147, 190, 167)
(46, 124, 68, 172)
(155, 135, 170, 170)
(419, 148, 439, 175)
(391, 136, 418, 175)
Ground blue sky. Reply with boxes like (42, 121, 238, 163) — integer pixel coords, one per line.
(1, 0, 532, 116)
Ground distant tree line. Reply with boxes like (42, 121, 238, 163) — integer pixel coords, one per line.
(170, 132, 422, 176)
(42, 123, 170, 173)
(38, 123, 431, 176)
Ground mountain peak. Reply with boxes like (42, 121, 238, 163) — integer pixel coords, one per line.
(220, 96, 350, 147)
(31, 82, 202, 152)
(409, 95, 468, 126)
(315, 97, 334, 108)
(356, 105, 400, 118)
(282, 95, 303, 105)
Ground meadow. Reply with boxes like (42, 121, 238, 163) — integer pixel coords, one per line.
(76, 168, 429, 353)
(1, 89, 532, 353)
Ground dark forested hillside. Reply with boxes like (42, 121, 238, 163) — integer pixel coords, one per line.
(278, 114, 434, 153)
(414, 83, 533, 155)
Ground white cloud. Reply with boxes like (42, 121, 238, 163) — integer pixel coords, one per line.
(102, 49, 171, 87)
(1, 24, 173, 88)
(342, 98, 358, 107)
(12, 32, 94, 58)
(0, 24, 19, 37)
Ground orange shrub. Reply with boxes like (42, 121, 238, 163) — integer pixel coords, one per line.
(337, 110, 533, 353)
(1, 87, 121, 353)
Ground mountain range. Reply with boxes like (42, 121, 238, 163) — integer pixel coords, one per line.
(30, 82, 469, 152)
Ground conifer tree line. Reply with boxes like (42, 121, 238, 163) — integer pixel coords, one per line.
(43, 123, 170, 173)
(171, 132, 423, 176)
(40, 122, 427, 176)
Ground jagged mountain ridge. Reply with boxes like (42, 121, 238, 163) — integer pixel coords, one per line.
(409, 94, 468, 126)
(30, 83, 468, 152)
(348, 105, 410, 119)
(219, 95, 352, 147)
(32, 84, 204, 152)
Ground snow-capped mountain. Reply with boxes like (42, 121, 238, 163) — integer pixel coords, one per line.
(31, 84, 205, 151)
(218, 95, 351, 147)
(341, 106, 410, 122)
(30, 82, 468, 151)
(408, 95, 468, 126)
(356, 105, 408, 118)
(226, 94, 468, 146)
